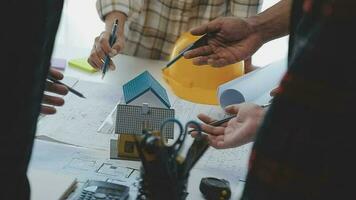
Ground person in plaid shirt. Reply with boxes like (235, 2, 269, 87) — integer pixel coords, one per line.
(88, 0, 262, 72)
(187, 0, 356, 199)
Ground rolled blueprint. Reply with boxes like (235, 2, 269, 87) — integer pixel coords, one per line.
(217, 59, 287, 108)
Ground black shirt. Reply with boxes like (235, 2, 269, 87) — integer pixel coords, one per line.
(242, 1, 356, 199)
(0, 0, 63, 199)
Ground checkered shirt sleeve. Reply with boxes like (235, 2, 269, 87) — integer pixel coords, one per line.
(96, 0, 262, 59)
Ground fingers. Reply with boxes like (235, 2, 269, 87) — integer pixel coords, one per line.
(98, 31, 113, 56)
(200, 123, 225, 136)
(41, 80, 68, 115)
(190, 131, 208, 140)
(207, 58, 231, 67)
(208, 133, 241, 149)
(206, 46, 240, 67)
(48, 68, 64, 80)
(184, 45, 213, 59)
(187, 50, 234, 67)
(109, 60, 116, 71)
(45, 81, 69, 95)
(41, 105, 57, 115)
(42, 70, 67, 115)
(186, 46, 240, 67)
(270, 86, 281, 97)
(224, 104, 240, 114)
(88, 31, 122, 70)
(190, 18, 222, 36)
(111, 36, 125, 55)
(197, 113, 216, 124)
(208, 135, 228, 149)
(88, 40, 105, 70)
(189, 114, 227, 138)
(197, 114, 229, 135)
(42, 94, 65, 107)
(189, 114, 212, 137)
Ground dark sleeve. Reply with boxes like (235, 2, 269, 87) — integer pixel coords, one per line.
(0, 0, 63, 199)
(242, 0, 356, 199)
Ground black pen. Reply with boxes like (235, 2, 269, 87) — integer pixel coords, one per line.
(190, 103, 271, 134)
(208, 115, 236, 126)
(189, 115, 235, 134)
(102, 19, 118, 79)
(164, 33, 211, 68)
(47, 76, 86, 98)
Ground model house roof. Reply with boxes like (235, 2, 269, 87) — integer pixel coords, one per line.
(123, 71, 171, 108)
(115, 104, 175, 139)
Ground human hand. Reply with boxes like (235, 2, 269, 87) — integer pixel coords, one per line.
(41, 69, 69, 115)
(184, 17, 264, 67)
(244, 57, 260, 73)
(88, 12, 126, 71)
(193, 103, 265, 149)
(88, 30, 124, 71)
(270, 86, 281, 97)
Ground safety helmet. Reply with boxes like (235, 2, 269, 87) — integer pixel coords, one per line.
(162, 32, 244, 105)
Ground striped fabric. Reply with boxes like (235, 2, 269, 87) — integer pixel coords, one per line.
(97, 0, 262, 60)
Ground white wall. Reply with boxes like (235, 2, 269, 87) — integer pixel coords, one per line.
(52, 0, 104, 60)
(253, 0, 289, 66)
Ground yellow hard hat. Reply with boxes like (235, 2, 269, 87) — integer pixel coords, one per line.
(162, 32, 244, 105)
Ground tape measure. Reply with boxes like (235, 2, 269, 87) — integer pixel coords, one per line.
(199, 177, 231, 200)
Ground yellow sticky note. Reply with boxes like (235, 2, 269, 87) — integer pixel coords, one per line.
(68, 58, 97, 73)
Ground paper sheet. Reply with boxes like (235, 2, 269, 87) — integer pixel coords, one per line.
(28, 169, 77, 200)
(36, 78, 122, 150)
(194, 143, 253, 181)
(29, 139, 140, 183)
(29, 139, 141, 200)
(218, 59, 287, 108)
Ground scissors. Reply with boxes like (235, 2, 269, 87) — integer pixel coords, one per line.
(160, 119, 209, 176)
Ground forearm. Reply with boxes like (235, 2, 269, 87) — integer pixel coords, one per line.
(247, 0, 292, 43)
(104, 11, 127, 35)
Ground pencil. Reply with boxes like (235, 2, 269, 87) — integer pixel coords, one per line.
(189, 115, 236, 134)
(208, 115, 236, 126)
(190, 103, 271, 134)
(102, 19, 118, 79)
(164, 33, 210, 68)
(47, 76, 86, 98)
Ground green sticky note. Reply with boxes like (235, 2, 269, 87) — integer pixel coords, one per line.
(68, 58, 97, 73)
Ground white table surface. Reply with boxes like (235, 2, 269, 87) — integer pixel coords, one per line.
(41, 0, 289, 196)
(36, 52, 247, 199)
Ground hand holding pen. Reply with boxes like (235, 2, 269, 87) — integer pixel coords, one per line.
(42, 69, 70, 114)
(88, 18, 123, 75)
(190, 102, 269, 149)
(101, 19, 119, 79)
(46, 70, 85, 99)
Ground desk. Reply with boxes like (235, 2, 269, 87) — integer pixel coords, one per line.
(32, 53, 251, 199)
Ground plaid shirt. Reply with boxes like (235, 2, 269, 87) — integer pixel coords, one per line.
(97, 0, 262, 60)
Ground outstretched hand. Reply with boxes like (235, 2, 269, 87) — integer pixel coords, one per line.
(193, 103, 265, 149)
(184, 17, 264, 67)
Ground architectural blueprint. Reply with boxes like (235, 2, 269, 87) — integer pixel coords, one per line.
(29, 139, 141, 199)
(36, 78, 122, 150)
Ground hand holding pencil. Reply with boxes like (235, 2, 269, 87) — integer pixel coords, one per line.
(191, 103, 267, 149)
(41, 69, 70, 115)
(101, 19, 119, 79)
(88, 12, 126, 72)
